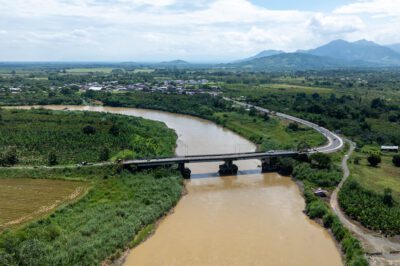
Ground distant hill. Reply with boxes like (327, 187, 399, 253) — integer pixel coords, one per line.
(159, 60, 190, 66)
(226, 53, 361, 71)
(386, 44, 400, 54)
(304, 39, 400, 66)
(238, 50, 284, 62)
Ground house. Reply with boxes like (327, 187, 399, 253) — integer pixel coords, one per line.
(88, 86, 103, 91)
(9, 87, 21, 93)
(381, 146, 399, 152)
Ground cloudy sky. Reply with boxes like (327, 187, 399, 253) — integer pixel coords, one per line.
(0, 0, 398, 62)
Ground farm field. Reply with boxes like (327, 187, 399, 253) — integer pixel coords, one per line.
(265, 84, 333, 93)
(0, 178, 87, 230)
(0, 108, 176, 165)
(349, 152, 400, 201)
(65, 68, 117, 74)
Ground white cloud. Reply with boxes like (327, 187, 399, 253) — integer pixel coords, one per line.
(309, 14, 365, 35)
(0, 0, 398, 61)
(334, 0, 400, 17)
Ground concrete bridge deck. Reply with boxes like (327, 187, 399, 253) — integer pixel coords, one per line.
(123, 150, 298, 167)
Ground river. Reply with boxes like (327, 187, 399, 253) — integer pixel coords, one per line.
(28, 105, 342, 266)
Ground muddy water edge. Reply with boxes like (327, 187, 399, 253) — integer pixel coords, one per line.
(21, 105, 343, 266)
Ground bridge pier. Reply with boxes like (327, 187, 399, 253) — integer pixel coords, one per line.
(219, 160, 238, 176)
(178, 163, 191, 179)
(261, 157, 279, 172)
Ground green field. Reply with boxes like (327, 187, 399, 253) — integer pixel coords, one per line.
(0, 108, 176, 165)
(213, 111, 326, 150)
(265, 84, 333, 93)
(338, 151, 400, 235)
(350, 152, 400, 201)
(65, 68, 117, 74)
(132, 68, 154, 73)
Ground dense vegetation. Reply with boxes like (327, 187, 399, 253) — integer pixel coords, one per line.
(339, 179, 400, 236)
(229, 89, 400, 147)
(0, 105, 182, 265)
(93, 92, 326, 150)
(0, 108, 176, 165)
(303, 186, 367, 266)
(338, 151, 400, 236)
(0, 168, 182, 265)
(5, 65, 398, 264)
(290, 152, 368, 266)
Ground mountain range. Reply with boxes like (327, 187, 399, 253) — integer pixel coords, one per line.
(226, 39, 400, 71)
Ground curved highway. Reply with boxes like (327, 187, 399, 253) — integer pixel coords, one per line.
(223, 97, 344, 154)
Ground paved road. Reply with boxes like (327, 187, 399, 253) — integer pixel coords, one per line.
(330, 140, 400, 265)
(224, 98, 344, 154)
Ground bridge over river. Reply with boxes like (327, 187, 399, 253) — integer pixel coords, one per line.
(123, 150, 299, 178)
(123, 99, 344, 178)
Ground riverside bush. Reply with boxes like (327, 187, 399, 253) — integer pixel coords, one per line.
(293, 162, 368, 265)
(0, 170, 183, 265)
(293, 163, 341, 189)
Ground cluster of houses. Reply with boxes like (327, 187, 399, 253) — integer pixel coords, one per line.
(82, 79, 220, 95)
(0, 87, 22, 93)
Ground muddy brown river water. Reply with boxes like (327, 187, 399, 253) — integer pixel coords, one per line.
(26, 105, 342, 266)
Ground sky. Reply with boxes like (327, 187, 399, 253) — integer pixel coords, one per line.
(0, 0, 399, 62)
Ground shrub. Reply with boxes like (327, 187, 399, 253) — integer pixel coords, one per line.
(393, 155, 400, 167)
(277, 158, 295, 175)
(322, 213, 334, 228)
(109, 124, 120, 136)
(0, 250, 14, 266)
(99, 147, 110, 162)
(287, 122, 299, 131)
(18, 239, 49, 266)
(82, 125, 96, 135)
(383, 188, 394, 207)
(331, 217, 346, 241)
(306, 200, 328, 219)
(48, 151, 58, 166)
(310, 153, 332, 169)
(349, 256, 369, 266)
(113, 150, 136, 161)
(367, 154, 381, 167)
(296, 141, 310, 152)
(0, 148, 18, 166)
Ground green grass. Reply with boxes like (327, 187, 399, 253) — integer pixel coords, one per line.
(266, 84, 333, 93)
(213, 111, 326, 150)
(223, 83, 333, 99)
(350, 152, 400, 201)
(128, 223, 155, 248)
(0, 108, 176, 165)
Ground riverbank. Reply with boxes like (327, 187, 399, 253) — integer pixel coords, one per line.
(331, 141, 400, 265)
(0, 108, 183, 265)
(2, 103, 347, 265)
